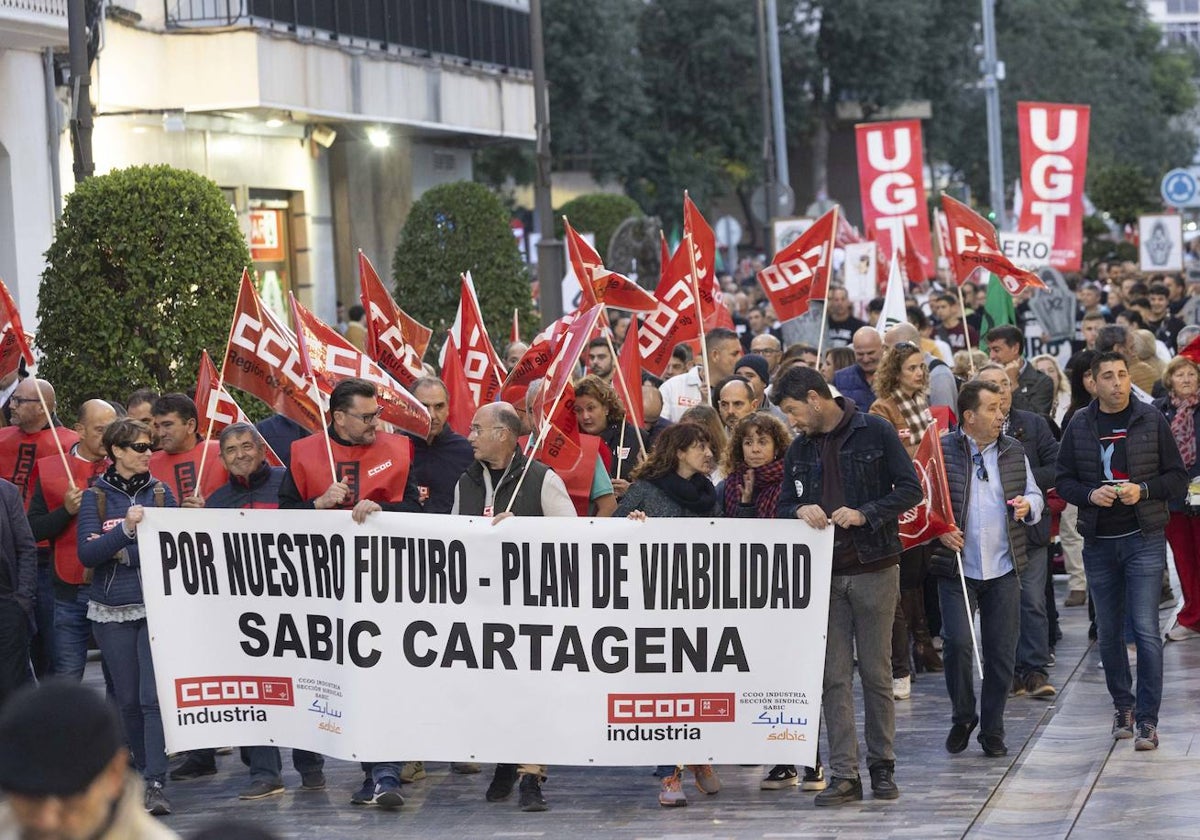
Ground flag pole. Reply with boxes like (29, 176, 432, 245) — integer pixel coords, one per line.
(615, 421, 628, 481)
(955, 550, 985, 679)
(814, 205, 840, 361)
(685, 232, 712, 402)
(956, 276, 976, 377)
(600, 309, 647, 460)
(504, 308, 602, 513)
(32, 383, 74, 490)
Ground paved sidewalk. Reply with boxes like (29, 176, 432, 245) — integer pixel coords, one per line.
(125, 579, 1200, 838)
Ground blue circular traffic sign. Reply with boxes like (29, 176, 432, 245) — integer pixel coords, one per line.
(1162, 168, 1197, 207)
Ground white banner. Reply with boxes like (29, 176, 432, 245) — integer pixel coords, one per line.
(139, 510, 833, 767)
(1139, 214, 1184, 272)
(998, 232, 1053, 272)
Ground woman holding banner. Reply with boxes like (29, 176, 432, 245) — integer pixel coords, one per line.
(77, 419, 177, 817)
(616, 422, 721, 807)
(868, 343, 943, 703)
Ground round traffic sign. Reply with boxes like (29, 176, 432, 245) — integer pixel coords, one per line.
(1161, 168, 1197, 208)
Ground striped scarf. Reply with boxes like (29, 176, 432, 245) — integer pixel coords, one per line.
(892, 390, 933, 446)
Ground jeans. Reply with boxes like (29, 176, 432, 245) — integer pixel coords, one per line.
(361, 762, 402, 784)
(53, 587, 92, 680)
(1016, 546, 1051, 677)
(244, 747, 325, 784)
(1083, 532, 1165, 725)
(0, 599, 31, 706)
(30, 564, 56, 677)
(93, 618, 168, 784)
(823, 565, 898, 780)
(938, 571, 1019, 739)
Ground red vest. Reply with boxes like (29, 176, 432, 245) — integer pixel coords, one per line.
(0, 426, 81, 508)
(520, 434, 603, 516)
(33, 452, 109, 584)
(290, 432, 413, 507)
(149, 440, 228, 501)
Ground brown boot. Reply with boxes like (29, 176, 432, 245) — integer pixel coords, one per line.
(904, 588, 943, 673)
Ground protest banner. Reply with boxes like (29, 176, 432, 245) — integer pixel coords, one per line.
(855, 120, 934, 269)
(1017, 102, 1090, 272)
(140, 509, 833, 767)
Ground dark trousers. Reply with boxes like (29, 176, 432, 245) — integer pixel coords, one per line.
(0, 600, 31, 706)
(29, 564, 56, 677)
(938, 571, 1020, 739)
(243, 747, 324, 784)
(93, 618, 167, 783)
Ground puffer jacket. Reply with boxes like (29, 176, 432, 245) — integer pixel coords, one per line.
(77, 475, 176, 607)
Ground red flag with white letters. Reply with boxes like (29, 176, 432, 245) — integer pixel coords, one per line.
(359, 252, 429, 387)
(532, 380, 583, 475)
(899, 431, 957, 550)
(194, 350, 283, 466)
(755, 207, 837, 322)
(1017, 102, 1090, 272)
(441, 273, 506, 407)
(0, 277, 34, 380)
(639, 236, 705, 376)
(941, 195, 1046, 294)
(289, 294, 431, 438)
(855, 120, 934, 270)
(683, 193, 720, 319)
(565, 219, 658, 313)
(222, 270, 325, 432)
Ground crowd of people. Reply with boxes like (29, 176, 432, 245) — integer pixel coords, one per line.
(0, 257, 1198, 836)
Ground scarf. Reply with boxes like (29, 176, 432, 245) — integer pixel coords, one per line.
(102, 465, 154, 497)
(1171, 394, 1199, 469)
(722, 457, 785, 518)
(892, 390, 933, 446)
(649, 471, 716, 515)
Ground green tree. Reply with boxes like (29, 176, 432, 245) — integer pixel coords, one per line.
(553, 193, 644, 256)
(37, 165, 247, 419)
(393, 181, 531, 361)
(1088, 164, 1158, 226)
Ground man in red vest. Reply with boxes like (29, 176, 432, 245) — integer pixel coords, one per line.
(280, 377, 421, 809)
(26, 399, 116, 680)
(0, 377, 79, 677)
(149, 394, 227, 506)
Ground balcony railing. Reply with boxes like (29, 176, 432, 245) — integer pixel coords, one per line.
(165, 0, 531, 71)
(0, 0, 68, 14)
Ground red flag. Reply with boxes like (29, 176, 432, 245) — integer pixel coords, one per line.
(836, 213, 865, 247)
(855, 119, 935, 269)
(564, 219, 658, 312)
(639, 240, 704, 376)
(223, 270, 325, 432)
(756, 207, 837, 322)
(442, 272, 505, 406)
(0, 277, 34, 380)
(615, 318, 645, 430)
(899, 432, 957, 550)
(440, 332, 478, 438)
(1017, 102, 1090, 272)
(359, 252, 429, 387)
(902, 224, 932, 284)
(534, 381, 583, 475)
(544, 305, 602, 416)
(941, 194, 1047, 294)
(502, 313, 576, 392)
(683, 193, 720, 318)
(1180, 334, 1200, 365)
(289, 294, 431, 438)
(194, 350, 283, 467)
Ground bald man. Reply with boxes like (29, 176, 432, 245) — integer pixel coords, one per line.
(0, 378, 80, 677)
(883, 323, 958, 415)
(832, 327, 883, 410)
(27, 399, 117, 679)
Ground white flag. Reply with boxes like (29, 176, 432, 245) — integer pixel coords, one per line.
(876, 248, 907, 336)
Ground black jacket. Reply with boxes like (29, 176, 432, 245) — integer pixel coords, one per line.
(1006, 409, 1059, 546)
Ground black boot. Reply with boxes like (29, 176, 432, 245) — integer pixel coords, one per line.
(518, 773, 548, 811)
(486, 764, 518, 802)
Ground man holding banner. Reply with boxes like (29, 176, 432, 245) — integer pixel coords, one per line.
(453, 401, 575, 812)
(933, 380, 1042, 759)
(280, 377, 422, 810)
(773, 366, 921, 806)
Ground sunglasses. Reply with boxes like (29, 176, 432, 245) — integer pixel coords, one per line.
(972, 451, 988, 482)
(123, 442, 154, 453)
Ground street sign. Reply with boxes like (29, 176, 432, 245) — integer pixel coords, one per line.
(1161, 168, 1200, 208)
(714, 215, 743, 248)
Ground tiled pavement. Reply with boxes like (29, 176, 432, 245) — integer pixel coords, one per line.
(128, 578, 1199, 839)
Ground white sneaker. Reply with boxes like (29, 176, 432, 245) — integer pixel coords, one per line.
(892, 675, 911, 700)
(1167, 621, 1200, 642)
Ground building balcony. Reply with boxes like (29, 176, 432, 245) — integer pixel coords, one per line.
(0, 0, 69, 50)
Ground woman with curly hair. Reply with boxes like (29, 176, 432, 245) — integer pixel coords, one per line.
(573, 374, 642, 486)
(679, 404, 727, 482)
(615, 422, 721, 806)
(868, 342, 942, 699)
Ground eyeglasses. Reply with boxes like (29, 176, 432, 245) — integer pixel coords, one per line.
(341, 408, 384, 423)
(122, 442, 154, 453)
(892, 341, 919, 352)
(752, 347, 781, 356)
(972, 451, 989, 482)
(468, 425, 507, 436)
(8, 397, 38, 407)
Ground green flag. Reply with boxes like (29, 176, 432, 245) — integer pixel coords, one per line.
(977, 273, 1016, 351)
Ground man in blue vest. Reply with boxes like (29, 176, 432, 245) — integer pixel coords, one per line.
(933, 380, 1043, 759)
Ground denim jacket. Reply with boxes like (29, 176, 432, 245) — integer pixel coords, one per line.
(776, 403, 922, 564)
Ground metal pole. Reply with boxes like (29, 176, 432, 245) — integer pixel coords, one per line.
(765, 0, 788, 192)
(530, 0, 564, 325)
(68, 0, 94, 183)
(756, 0, 774, 254)
(981, 0, 1006, 229)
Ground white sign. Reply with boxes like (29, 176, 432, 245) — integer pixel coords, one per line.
(1139, 214, 1184, 272)
(140, 509, 833, 767)
(998, 232, 1053, 272)
(773, 217, 815, 255)
(842, 242, 877, 302)
(561, 231, 597, 312)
